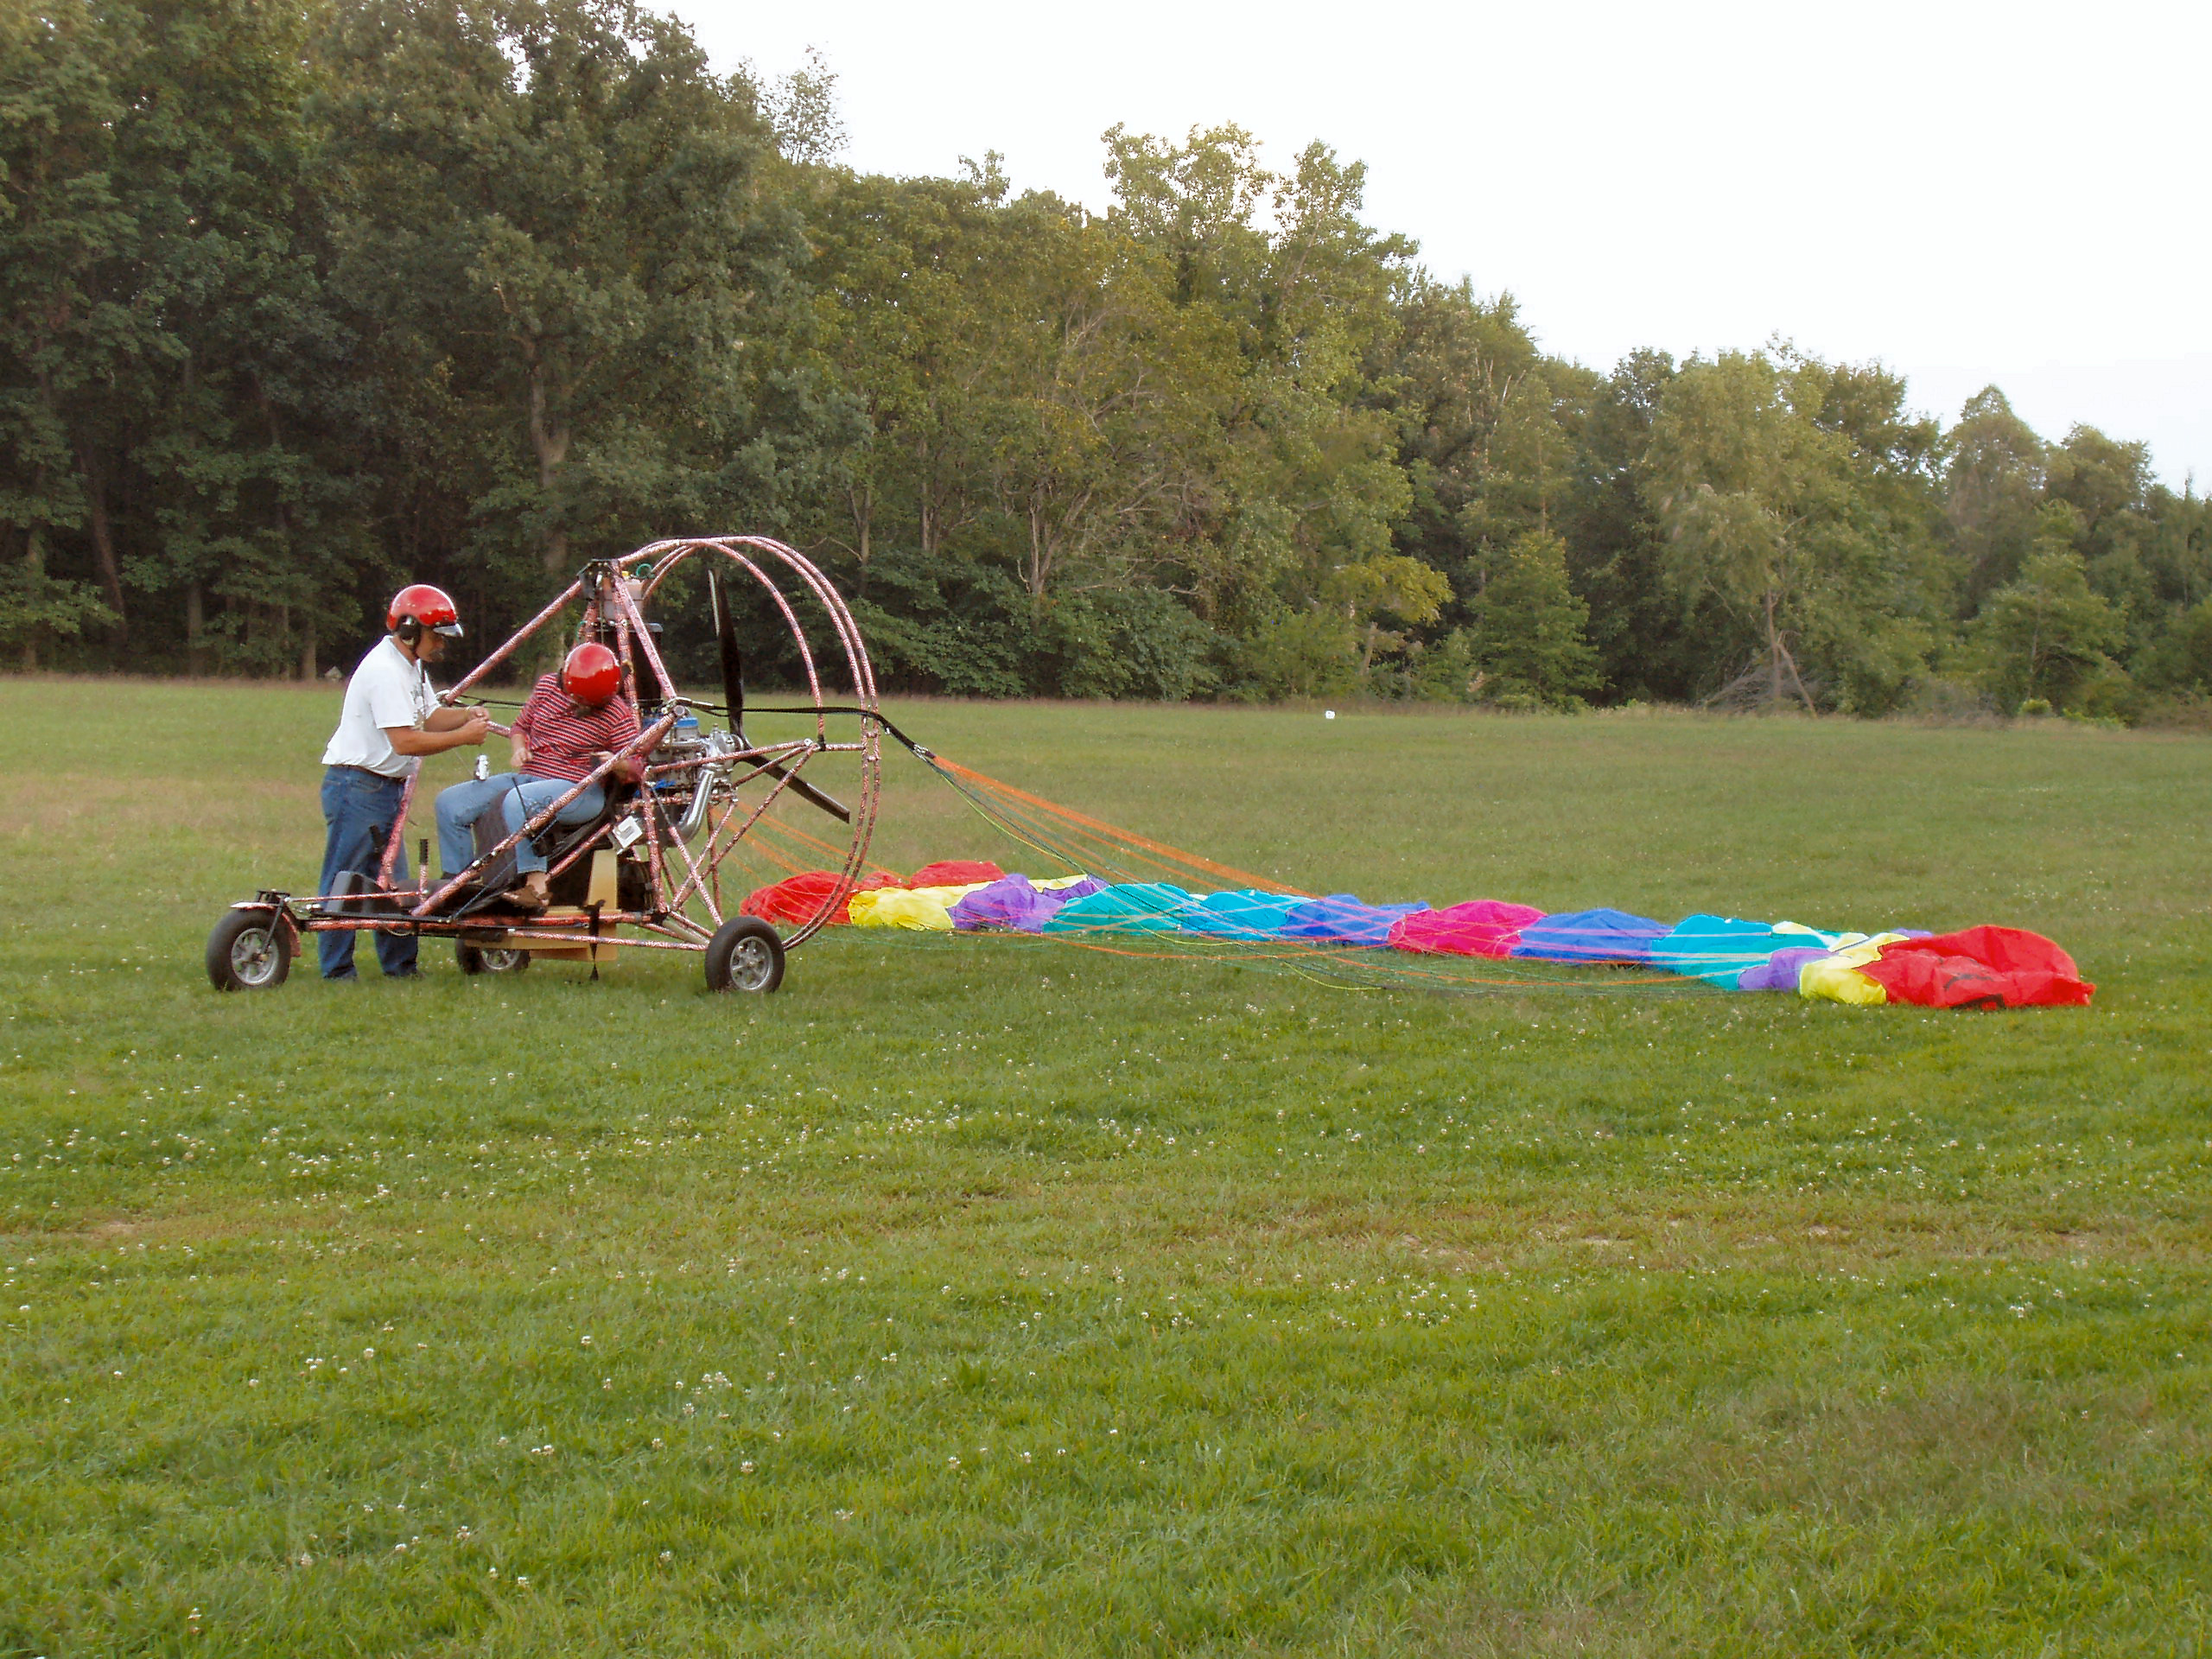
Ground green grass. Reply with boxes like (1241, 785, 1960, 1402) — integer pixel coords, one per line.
(3, 679, 2209, 1656)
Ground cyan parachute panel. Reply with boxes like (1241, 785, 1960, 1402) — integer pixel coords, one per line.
(1042, 882, 1196, 936)
(1510, 908, 1669, 964)
(1648, 915, 1828, 988)
(1277, 894, 1429, 945)
(1854, 925, 2094, 1008)
(1389, 899, 1545, 958)
(1179, 890, 1309, 940)
(950, 873, 1107, 932)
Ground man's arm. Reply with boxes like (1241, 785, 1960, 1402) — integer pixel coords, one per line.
(385, 709, 489, 757)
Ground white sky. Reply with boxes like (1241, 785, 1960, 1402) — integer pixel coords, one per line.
(687, 0, 2210, 488)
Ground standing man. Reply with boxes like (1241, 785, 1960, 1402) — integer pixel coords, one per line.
(317, 584, 489, 980)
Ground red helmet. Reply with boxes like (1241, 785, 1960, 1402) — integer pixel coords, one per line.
(387, 583, 462, 639)
(561, 642, 622, 706)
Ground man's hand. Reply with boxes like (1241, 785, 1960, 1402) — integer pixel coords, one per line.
(385, 709, 490, 757)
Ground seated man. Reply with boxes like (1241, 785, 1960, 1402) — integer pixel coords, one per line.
(435, 642, 642, 909)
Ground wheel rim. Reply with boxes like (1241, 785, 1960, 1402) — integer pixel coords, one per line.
(729, 936, 775, 991)
(230, 926, 281, 986)
(480, 949, 526, 972)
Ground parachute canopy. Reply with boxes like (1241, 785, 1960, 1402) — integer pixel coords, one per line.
(747, 865, 2092, 1010)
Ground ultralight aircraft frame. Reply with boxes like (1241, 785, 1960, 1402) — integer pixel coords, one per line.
(207, 538, 884, 994)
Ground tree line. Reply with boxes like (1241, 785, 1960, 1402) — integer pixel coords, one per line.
(7, 0, 2210, 719)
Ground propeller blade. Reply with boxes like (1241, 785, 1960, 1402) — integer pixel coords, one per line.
(711, 563, 848, 820)
(772, 765, 851, 823)
(709, 566, 745, 737)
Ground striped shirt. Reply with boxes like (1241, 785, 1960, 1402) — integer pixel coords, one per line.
(512, 673, 642, 783)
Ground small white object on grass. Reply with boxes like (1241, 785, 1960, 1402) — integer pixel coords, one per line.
(1324, 709, 1336, 720)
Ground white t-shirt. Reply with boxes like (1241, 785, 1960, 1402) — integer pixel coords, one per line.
(321, 637, 437, 779)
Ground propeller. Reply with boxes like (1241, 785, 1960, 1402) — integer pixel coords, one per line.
(708, 563, 850, 823)
(709, 565, 745, 734)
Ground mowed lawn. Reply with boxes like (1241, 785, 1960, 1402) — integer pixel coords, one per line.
(2, 677, 2209, 1656)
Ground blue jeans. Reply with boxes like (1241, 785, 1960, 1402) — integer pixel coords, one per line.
(318, 766, 416, 980)
(435, 773, 606, 879)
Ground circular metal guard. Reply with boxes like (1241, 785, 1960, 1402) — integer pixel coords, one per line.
(624, 537, 881, 950)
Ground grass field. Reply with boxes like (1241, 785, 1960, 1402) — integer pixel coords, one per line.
(3, 678, 2209, 1656)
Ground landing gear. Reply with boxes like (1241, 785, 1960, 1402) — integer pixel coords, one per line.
(456, 938, 532, 976)
(704, 916, 785, 994)
(207, 908, 293, 991)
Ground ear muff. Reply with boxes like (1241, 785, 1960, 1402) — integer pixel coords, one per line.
(395, 615, 422, 646)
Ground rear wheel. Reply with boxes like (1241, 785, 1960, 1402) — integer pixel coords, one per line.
(704, 916, 785, 994)
(457, 938, 531, 976)
(207, 908, 292, 991)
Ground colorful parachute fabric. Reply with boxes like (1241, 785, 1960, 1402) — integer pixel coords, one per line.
(948, 873, 1108, 932)
(1389, 900, 1544, 958)
(1649, 915, 1859, 988)
(1849, 926, 2094, 1009)
(847, 882, 995, 931)
(741, 868, 2093, 1008)
(1043, 882, 1197, 937)
(1511, 907, 1669, 966)
(741, 868, 903, 927)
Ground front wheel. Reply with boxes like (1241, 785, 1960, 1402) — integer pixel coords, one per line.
(457, 938, 531, 976)
(704, 916, 785, 994)
(207, 908, 292, 991)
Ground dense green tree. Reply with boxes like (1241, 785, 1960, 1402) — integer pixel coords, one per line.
(319, 0, 815, 596)
(123, 0, 371, 676)
(1642, 351, 1834, 709)
(1945, 386, 2044, 613)
(1971, 521, 2125, 713)
(2137, 595, 2212, 700)
(3, 3, 2201, 716)
(1465, 530, 1599, 708)
(0, 0, 129, 665)
(1104, 125, 1414, 631)
(1559, 349, 1694, 701)
(1370, 278, 1549, 590)
(798, 162, 1235, 694)
(1642, 349, 1938, 713)
(800, 163, 1003, 593)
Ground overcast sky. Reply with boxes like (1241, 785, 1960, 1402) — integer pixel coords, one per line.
(685, 0, 2209, 487)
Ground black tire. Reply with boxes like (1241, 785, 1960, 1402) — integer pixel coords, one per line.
(704, 916, 785, 994)
(207, 908, 292, 991)
(457, 938, 531, 976)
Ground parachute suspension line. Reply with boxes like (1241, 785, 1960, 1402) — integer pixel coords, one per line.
(926, 766, 1211, 894)
(926, 757, 1312, 896)
(890, 750, 1698, 997)
(751, 810, 904, 882)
